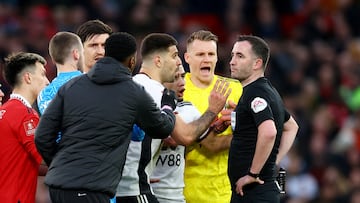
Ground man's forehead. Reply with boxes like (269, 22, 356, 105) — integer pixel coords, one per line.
(233, 41, 252, 53)
(187, 44, 217, 54)
(168, 45, 178, 53)
(188, 39, 216, 50)
(84, 33, 109, 44)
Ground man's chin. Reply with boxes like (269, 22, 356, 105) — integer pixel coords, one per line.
(199, 75, 213, 84)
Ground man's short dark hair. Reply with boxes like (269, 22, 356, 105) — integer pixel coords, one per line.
(140, 33, 177, 59)
(3, 52, 46, 87)
(236, 35, 270, 70)
(105, 32, 137, 62)
(76, 19, 113, 43)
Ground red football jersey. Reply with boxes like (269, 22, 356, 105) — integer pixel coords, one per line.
(0, 99, 42, 203)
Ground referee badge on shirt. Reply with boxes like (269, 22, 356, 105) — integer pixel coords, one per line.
(23, 119, 36, 136)
(251, 97, 267, 113)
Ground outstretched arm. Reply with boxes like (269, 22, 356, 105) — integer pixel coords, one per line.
(171, 79, 232, 145)
(200, 131, 233, 153)
(200, 100, 237, 153)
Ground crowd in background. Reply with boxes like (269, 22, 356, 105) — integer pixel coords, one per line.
(1, 0, 360, 202)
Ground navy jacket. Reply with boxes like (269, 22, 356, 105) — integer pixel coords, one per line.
(35, 57, 175, 196)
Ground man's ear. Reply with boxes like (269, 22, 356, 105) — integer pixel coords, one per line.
(130, 56, 136, 67)
(23, 71, 32, 84)
(253, 58, 263, 70)
(128, 55, 136, 70)
(73, 49, 80, 60)
(184, 52, 189, 63)
(153, 55, 162, 68)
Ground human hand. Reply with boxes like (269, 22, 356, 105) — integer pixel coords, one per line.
(211, 100, 237, 133)
(163, 136, 178, 148)
(211, 112, 231, 134)
(225, 100, 237, 111)
(161, 88, 177, 110)
(235, 175, 264, 196)
(207, 80, 231, 115)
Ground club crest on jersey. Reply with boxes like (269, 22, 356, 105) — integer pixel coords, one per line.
(23, 119, 36, 136)
(251, 97, 267, 113)
(0, 110, 6, 119)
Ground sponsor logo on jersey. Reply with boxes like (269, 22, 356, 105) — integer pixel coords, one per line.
(23, 119, 36, 136)
(251, 97, 267, 113)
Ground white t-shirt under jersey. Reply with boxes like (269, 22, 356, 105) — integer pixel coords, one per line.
(116, 73, 164, 197)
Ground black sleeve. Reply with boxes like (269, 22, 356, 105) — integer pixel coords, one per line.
(248, 95, 274, 127)
(35, 87, 64, 166)
(284, 108, 290, 122)
(135, 89, 175, 139)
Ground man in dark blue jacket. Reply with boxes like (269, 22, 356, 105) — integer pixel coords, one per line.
(35, 32, 177, 203)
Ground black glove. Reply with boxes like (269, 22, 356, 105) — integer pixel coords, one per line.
(161, 88, 177, 111)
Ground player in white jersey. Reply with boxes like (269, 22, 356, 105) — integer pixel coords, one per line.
(116, 72, 166, 201)
(150, 65, 200, 203)
(116, 33, 231, 203)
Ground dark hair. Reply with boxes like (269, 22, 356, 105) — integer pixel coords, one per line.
(4, 52, 46, 87)
(236, 35, 270, 70)
(49, 32, 82, 65)
(105, 32, 137, 62)
(187, 30, 218, 45)
(140, 33, 177, 59)
(76, 19, 113, 43)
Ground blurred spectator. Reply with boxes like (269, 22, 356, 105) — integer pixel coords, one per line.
(310, 164, 350, 203)
(253, 0, 281, 39)
(283, 147, 319, 203)
(1, 1, 360, 202)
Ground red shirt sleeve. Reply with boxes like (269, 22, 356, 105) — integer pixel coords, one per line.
(19, 109, 43, 165)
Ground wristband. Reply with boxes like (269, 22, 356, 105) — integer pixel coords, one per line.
(161, 105, 173, 111)
(196, 127, 212, 142)
(247, 171, 260, 179)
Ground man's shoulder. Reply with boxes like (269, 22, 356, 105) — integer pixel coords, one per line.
(38, 76, 69, 100)
(177, 101, 193, 107)
(176, 101, 201, 122)
(216, 75, 241, 85)
(215, 75, 243, 99)
(2, 100, 38, 119)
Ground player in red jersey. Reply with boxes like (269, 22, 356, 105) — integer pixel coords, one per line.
(0, 52, 49, 203)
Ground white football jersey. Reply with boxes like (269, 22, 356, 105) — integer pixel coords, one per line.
(116, 73, 164, 196)
(151, 101, 201, 203)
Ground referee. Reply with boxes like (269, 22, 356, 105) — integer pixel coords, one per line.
(228, 35, 299, 203)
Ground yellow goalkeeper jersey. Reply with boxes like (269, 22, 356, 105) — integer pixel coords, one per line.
(183, 73, 243, 203)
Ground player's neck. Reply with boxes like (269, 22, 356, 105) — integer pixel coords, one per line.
(138, 67, 162, 83)
(242, 72, 264, 87)
(189, 75, 213, 89)
(83, 66, 91, 73)
(10, 89, 33, 107)
(56, 62, 80, 74)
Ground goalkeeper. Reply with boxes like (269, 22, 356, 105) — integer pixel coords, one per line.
(150, 65, 236, 203)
